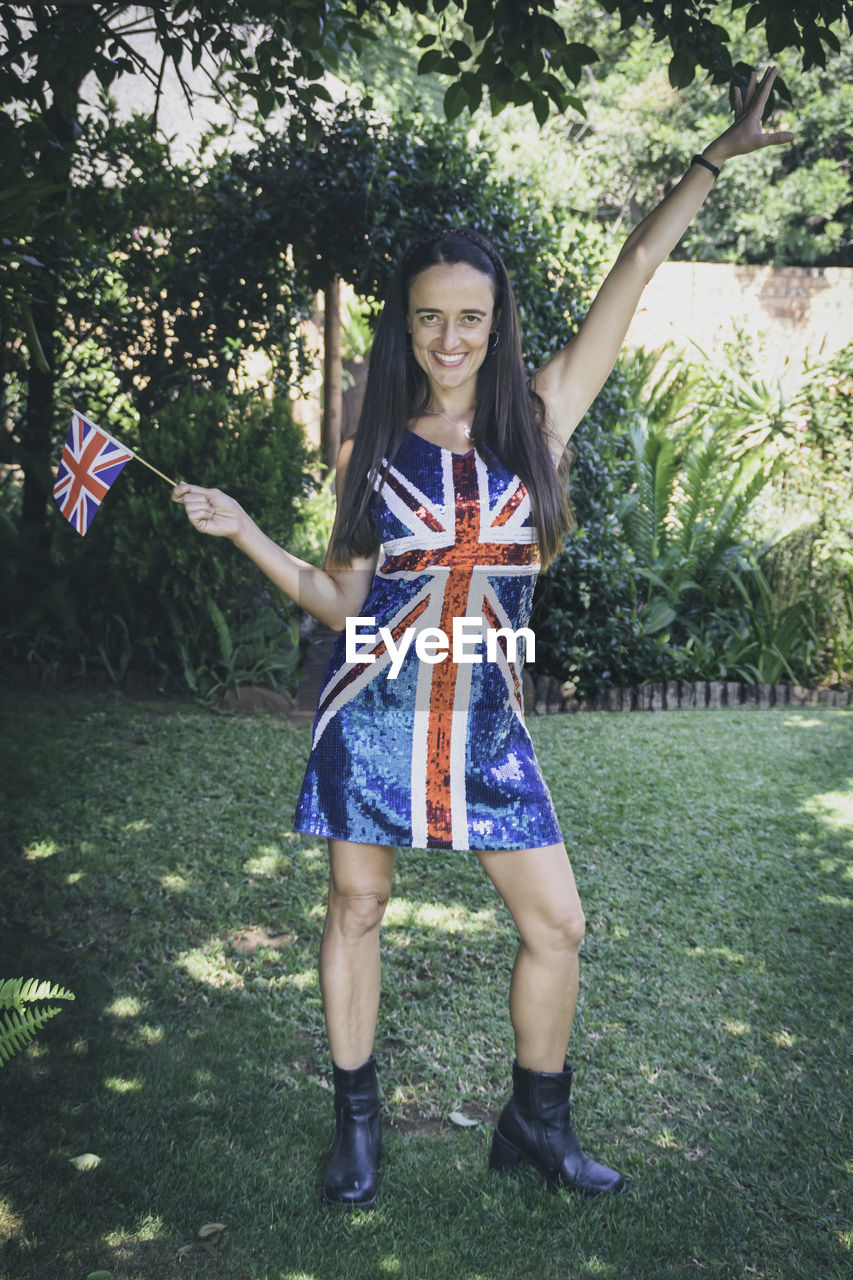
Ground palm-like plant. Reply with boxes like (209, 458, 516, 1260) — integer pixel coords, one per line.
(619, 416, 778, 636)
(613, 345, 838, 686)
(543, 340, 848, 689)
(698, 347, 822, 463)
(708, 562, 823, 684)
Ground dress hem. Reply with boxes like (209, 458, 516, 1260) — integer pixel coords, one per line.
(293, 820, 564, 853)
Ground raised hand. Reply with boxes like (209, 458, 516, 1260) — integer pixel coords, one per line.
(709, 65, 795, 162)
(172, 481, 248, 540)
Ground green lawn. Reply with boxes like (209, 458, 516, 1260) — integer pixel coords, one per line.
(0, 691, 850, 1280)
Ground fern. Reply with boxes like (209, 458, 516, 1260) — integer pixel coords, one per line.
(0, 978, 75, 1066)
(625, 415, 780, 608)
(625, 422, 677, 564)
(676, 439, 718, 555)
(207, 598, 234, 666)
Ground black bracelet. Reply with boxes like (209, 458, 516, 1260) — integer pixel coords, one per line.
(691, 153, 721, 178)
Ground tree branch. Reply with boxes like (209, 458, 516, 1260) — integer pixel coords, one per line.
(152, 49, 167, 132)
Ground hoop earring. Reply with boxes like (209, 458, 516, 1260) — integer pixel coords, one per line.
(488, 330, 500, 354)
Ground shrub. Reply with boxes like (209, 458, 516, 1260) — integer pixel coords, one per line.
(2, 389, 319, 698)
(532, 339, 853, 692)
(530, 363, 657, 694)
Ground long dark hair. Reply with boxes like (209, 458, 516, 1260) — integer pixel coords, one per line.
(327, 227, 572, 571)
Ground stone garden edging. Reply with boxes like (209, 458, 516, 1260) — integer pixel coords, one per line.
(5, 662, 850, 720)
(523, 673, 852, 716)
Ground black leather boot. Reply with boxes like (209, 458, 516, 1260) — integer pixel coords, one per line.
(489, 1060, 625, 1196)
(322, 1054, 381, 1207)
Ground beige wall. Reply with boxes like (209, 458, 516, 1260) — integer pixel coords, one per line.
(295, 263, 853, 452)
(625, 263, 853, 381)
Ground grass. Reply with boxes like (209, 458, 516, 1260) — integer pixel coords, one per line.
(0, 689, 850, 1280)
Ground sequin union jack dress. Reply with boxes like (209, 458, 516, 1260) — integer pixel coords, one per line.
(293, 429, 564, 851)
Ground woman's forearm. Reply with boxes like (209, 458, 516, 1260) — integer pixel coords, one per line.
(233, 518, 354, 631)
(616, 65, 792, 283)
(616, 150, 722, 281)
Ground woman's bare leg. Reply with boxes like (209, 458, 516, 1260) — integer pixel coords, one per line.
(319, 838, 396, 1069)
(477, 842, 585, 1072)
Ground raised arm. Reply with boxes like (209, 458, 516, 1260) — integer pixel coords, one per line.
(531, 65, 795, 453)
(172, 435, 380, 631)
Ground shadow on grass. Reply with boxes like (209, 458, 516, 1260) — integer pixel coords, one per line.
(0, 693, 851, 1280)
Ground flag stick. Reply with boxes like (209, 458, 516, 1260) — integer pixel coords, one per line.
(61, 402, 177, 487)
(130, 453, 178, 488)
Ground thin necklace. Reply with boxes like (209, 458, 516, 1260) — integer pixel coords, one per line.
(424, 407, 474, 440)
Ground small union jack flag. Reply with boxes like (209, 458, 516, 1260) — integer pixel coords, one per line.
(53, 411, 134, 535)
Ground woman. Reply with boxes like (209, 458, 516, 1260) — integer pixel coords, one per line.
(174, 67, 793, 1207)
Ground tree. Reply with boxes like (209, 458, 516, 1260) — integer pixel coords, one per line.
(338, 3, 852, 267)
(4, 0, 852, 545)
(2, 97, 605, 689)
(366, 0, 852, 119)
(238, 99, 604, 467)
(1, 0, 361, 547)
(539, 6, 853, 266)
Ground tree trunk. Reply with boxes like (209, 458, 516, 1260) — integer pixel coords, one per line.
(322, 273, 342, 474)
(20, 11, 84, 550)
(21, 295, 58, 550)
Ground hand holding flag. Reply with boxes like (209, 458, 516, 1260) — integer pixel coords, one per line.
(172, 482, 248, 540)
(53, 409, 176, 536)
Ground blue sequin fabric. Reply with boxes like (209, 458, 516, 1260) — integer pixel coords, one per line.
(293, 429, 564, 850)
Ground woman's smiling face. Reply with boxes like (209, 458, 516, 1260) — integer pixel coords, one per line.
(406, 262, 497, 399)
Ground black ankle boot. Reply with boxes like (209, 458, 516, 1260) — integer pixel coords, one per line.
(322, 1054, 381, 1207)
(489, 1060, 625, 1196)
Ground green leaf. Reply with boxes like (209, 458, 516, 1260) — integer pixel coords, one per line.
(639, 597, 677, 635)
(533, 93, 550, 126)
(668, 49, 695, 89)
(460, 72, 483, 111)
(21, 298, 50, 374)
(255, 88, 276, 116)
(466, 0, 493, 40)
(0, 977, 75, 1009)
(444, 81, 469, 121)
(448, 1110, 479, 1127)
(818, 26, 841, 54)
(766, 12, 799, 56)
(418, 49, 444, 76)
(564, 42, 599, 64)
(17, 979, 75, 1003)
(0, 1002, 67, 1065)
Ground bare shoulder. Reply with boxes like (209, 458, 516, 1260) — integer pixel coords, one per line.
(336, 434, 357, 472)
(529, 370, 576, 457)
(332, 435, 360, 495)
(324, 434, 380, 579)
(530, 350, 587, 454)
